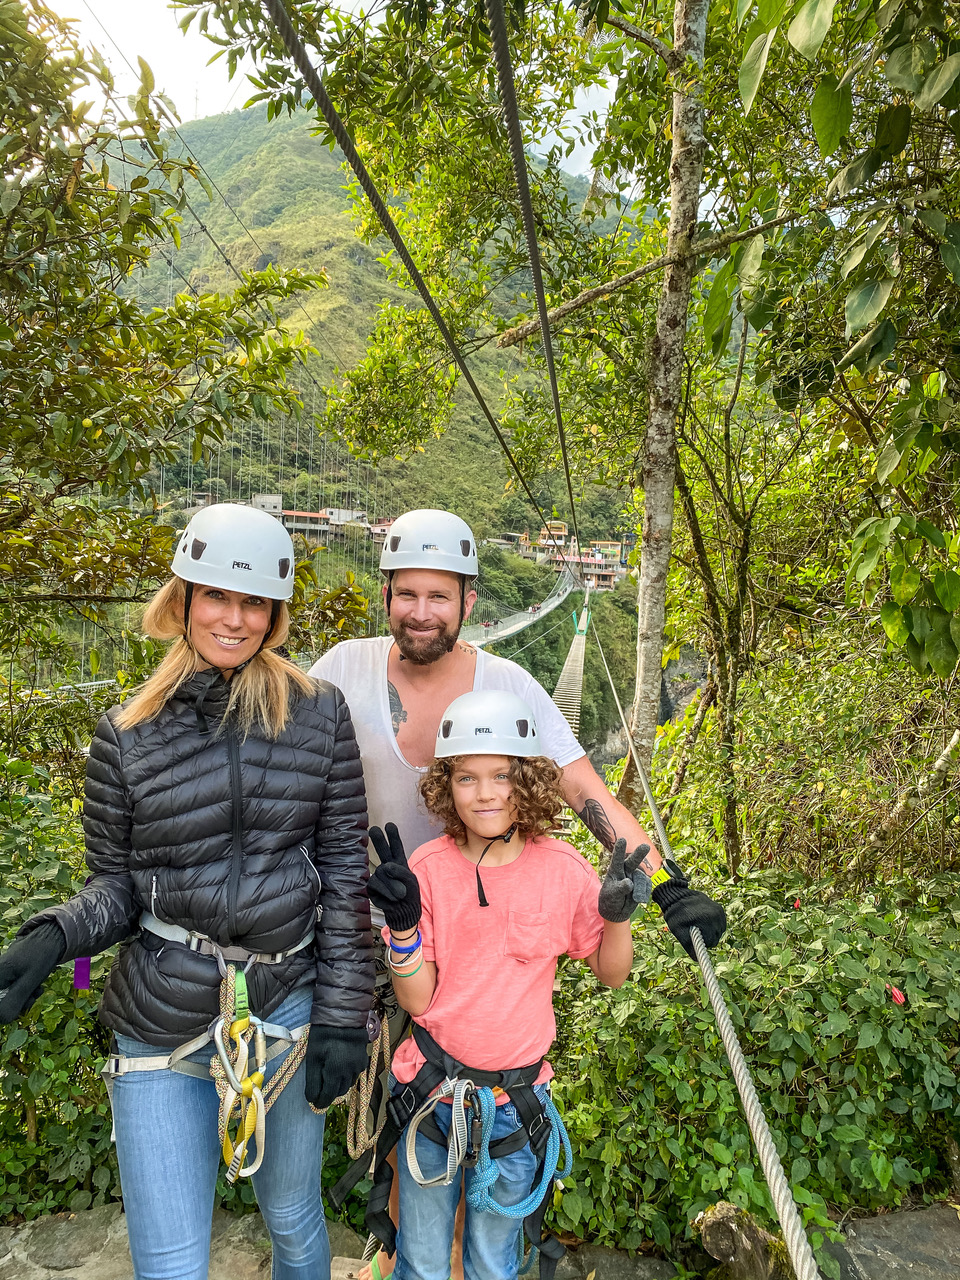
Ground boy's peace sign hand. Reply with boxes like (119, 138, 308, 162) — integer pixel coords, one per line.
(368, 823, 422, 933)
(598, 838, 651, 922)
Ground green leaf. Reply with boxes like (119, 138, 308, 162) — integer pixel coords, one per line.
(0, 185, 21, 215)
(835, 319, 897, 373)
(137, 56, 156, 95)
(845, 278, 894, 332)
(856, 1022, 882, 1049)
(740, 29, 778, 115)
(915, 54, 960, 112)
(875, 103, 912, 155)
(871, 1153, 894, 1192)
(890, 562, 921, 604)
(787, 0, 836, 60)
(941, 240, 960, 284)
(562, 1190, 582, 1224)
(88, 648, 100, 677)
(736, 235, 765, 283)
(918, 207, 947, 237)
(829, 148, 882, 197)
(934, 569, 960, 612)
(704, 261, 734, 343)
(875, 440, 902, 483)
(811, 74, 853, 156)
(885, 40, 936, 93)
(916, 517, 946, 548)
(927, 627, 958, 678)
(792, 1156, 812, 1183)
(880, 601, 910, 644)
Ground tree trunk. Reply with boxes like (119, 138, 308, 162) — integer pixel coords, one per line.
(619, 0, 711, 813)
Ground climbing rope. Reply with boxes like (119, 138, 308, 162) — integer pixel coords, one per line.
(466, 1087, 572, 1219)
(588, 625, 822, 1280)
(344, 1005, 391, 1161)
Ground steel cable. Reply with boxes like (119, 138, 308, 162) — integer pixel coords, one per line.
(589, 623, 822, 1280)
(482, 0, 582, 556)
(259, 0, 570, 565)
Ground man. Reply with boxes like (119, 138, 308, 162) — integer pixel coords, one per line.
(310, 507, 663, 876)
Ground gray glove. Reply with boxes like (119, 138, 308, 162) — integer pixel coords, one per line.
(598, 839, 651, 922)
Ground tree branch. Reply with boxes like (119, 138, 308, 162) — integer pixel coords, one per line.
(600, 16, 680, 68)
(496, 213, 801, 349)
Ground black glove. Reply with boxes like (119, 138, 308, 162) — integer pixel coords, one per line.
(598, 838, 652, 922)
(652, 864, 727, 960)
(368, 824, 422, 934)
(0, 923, 66, 1024)
(304, 1024, 370, 1109)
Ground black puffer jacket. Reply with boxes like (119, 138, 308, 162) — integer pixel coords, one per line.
(24, 669, 373, 1047)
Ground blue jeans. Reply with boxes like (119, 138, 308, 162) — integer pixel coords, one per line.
(393, 1082, 548, 1280)
(111, 986, 329, 1280)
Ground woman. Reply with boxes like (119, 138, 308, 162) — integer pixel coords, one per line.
(0, 503, 374, 1280)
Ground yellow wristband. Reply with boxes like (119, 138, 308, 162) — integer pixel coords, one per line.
(650, 867, 671, 888)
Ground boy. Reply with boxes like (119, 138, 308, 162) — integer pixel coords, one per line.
(365, 690, 706, 1280)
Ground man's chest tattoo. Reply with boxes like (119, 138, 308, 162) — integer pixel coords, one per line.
(388, 681, 408, 736)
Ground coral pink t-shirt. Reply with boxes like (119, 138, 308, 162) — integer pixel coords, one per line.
(388, 834, 605, 1095)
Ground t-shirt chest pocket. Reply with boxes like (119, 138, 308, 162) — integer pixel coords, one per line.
(504, 910, 556, 964)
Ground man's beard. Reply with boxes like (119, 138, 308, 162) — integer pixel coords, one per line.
(391, 617, 460, 665)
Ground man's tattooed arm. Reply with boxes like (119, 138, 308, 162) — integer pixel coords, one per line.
(576, 798, 659, 873)
(576, 799, 616, 851)
(388, 681, 408, 736)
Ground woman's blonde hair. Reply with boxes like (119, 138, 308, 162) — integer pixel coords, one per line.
(114, 577, 315, 738)
(419, 754, 564, 843)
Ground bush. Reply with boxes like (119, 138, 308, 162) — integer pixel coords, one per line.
(551, 870, 960, 1272)
(0, 757, 119, 1219)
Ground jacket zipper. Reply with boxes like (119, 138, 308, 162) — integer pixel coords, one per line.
(151, 874, 158, 918)
(301, 844, 322, 894)
(226, 729, 243, 940)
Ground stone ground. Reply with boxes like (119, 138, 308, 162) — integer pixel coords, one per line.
(3, 1200, 960, 1278)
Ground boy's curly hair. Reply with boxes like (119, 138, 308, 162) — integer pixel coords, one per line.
(420, 755, 564, 842)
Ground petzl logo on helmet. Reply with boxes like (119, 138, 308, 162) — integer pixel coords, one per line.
(232, 560, 252, 570)
(421, 543, 439, 551)
(474, 726, 492, 734)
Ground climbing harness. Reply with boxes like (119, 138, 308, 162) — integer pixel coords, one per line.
(590, 626, 823, 1280)
(102, 919, 320, 1184)
(330, 1022, 568, 1280)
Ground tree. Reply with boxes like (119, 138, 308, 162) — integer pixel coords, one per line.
(0, 0, 324, 686)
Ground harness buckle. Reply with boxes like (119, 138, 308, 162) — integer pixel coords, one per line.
(388, 1086, 419, 1129)
(526, 1111, 549, 1155)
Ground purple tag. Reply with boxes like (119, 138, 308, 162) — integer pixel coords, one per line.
(73, 957, 91, 990)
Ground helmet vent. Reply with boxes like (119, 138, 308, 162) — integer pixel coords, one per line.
(278, 558, 291, 579)
(389, 536, 401, 552)
(516, 719, 529, 738)
(460, 541, 471, 556)
(441, 719, 453, 739)
(190, 538, 207, 561)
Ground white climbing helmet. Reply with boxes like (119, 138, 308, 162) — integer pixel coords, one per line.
(435, 690, 542, 759)
(172, 504, 296, 600)
(380, 509, 478, 576)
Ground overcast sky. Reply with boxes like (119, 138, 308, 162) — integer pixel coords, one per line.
(58, 0, 602, 173)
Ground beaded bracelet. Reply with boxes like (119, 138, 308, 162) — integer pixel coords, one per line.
(389, 929, 421, 955)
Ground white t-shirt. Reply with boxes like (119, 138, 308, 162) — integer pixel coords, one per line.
(309, 636, 584, 854)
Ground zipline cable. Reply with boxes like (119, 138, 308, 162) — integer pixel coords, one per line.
(588, 622, 822, 1280)
(482, 0, 582, 557)
(258, 0, 572, 568)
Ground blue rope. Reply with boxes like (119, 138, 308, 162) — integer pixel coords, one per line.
(466, 1088, 573, 1220)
